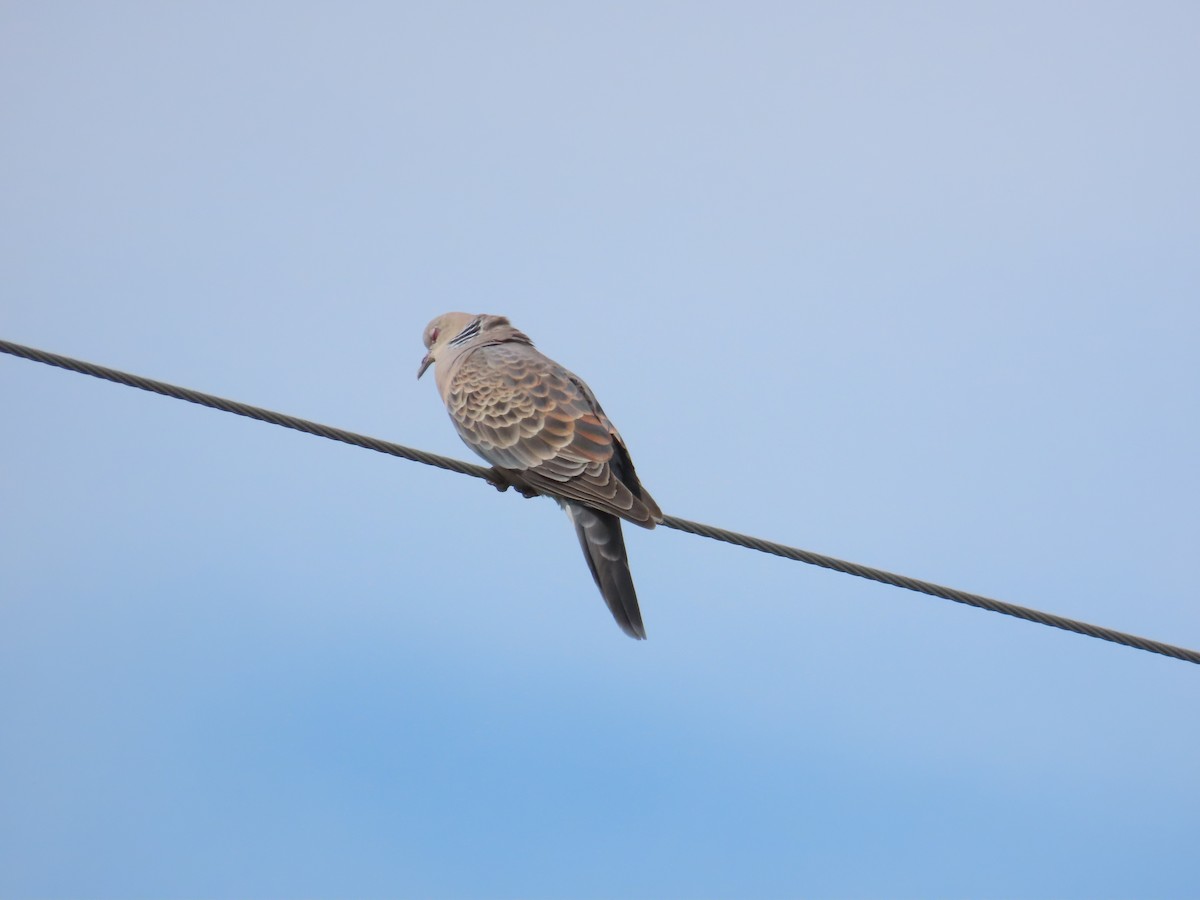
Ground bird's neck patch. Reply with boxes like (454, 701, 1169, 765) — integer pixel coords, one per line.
(448, 317, 483, 346)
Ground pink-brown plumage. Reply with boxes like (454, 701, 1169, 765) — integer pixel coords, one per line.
(419, 312, 660, 638)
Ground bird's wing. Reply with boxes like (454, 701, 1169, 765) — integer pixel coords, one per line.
(445, 341, 661, 527)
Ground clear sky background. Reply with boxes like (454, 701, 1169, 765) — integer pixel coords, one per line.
(2, 2, 1198, 898)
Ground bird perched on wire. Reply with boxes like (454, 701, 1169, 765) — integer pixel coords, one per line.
(418, 313, 661, 638)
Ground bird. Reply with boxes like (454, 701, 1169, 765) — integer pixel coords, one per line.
(418, 312, 661, 639)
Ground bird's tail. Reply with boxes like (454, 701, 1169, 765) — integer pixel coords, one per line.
(561, 501, 646, 639)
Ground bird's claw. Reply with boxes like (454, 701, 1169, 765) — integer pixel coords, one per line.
(485, 469, 512, 493)
(487, 468, 539, 499)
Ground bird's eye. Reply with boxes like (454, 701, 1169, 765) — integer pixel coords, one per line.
(429, 327, 440, 343)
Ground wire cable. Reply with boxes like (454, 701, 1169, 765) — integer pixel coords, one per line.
(0, 339, 494, 480)
(3, 337, 1197, 666)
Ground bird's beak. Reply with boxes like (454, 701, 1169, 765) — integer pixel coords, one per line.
(417, 352, 434, 379)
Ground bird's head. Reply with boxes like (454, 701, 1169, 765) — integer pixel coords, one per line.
(417, 312, 530, 378)
(417, 312, 478, 379)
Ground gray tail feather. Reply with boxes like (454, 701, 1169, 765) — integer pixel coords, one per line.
(562, 501, 646, 639)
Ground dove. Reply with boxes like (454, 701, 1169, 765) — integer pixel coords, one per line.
(418, 313, 662, 639)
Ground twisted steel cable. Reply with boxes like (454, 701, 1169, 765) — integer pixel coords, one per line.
(3, 338, 1197, 665)
(659, 515, 1200, 663)
(0, 338, 494, 481)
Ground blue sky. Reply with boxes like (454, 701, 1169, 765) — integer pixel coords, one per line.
(2, 2, 1198, 897)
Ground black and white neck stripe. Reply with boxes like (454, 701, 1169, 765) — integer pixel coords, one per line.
(448, 317, 483, 346)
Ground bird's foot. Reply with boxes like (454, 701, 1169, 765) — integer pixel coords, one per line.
(486, 468, 540, 499)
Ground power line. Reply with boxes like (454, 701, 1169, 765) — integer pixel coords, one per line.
(3, 337, 1197, 666)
